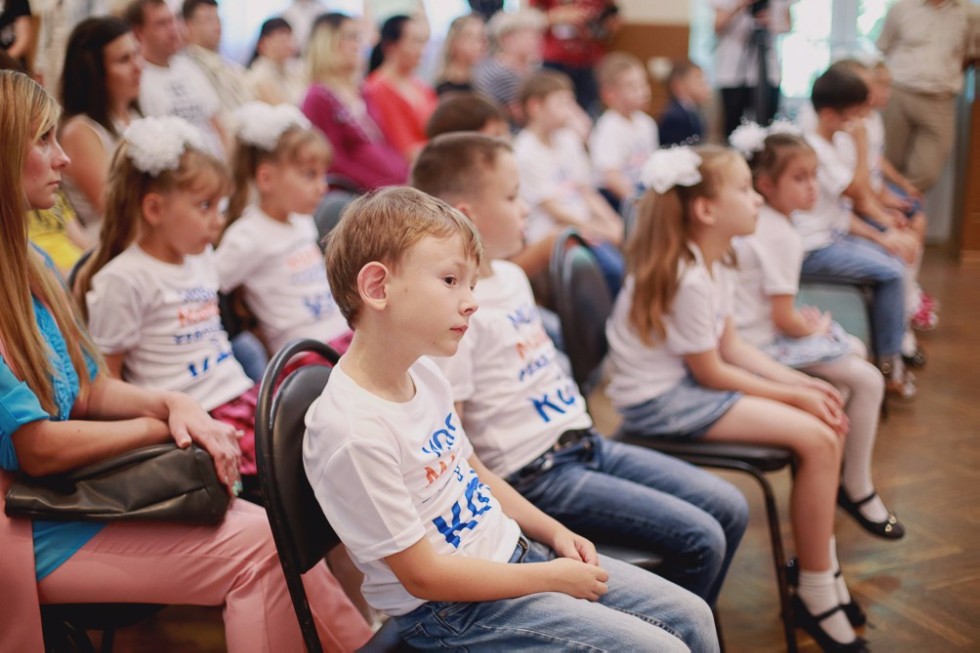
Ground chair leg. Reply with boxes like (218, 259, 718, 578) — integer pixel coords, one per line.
(100, 628, 115, 653)
(713, 607, 726, 653)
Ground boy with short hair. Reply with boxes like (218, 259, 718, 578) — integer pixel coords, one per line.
(411, 133, 749, 608)
(305, 186, 718, 651)
(589, 52, 659, 207)
(794, 65, 916, 397)
(513, 70, 625, 292)
(659, 58, 710, 147)
(425, 92, 510, 140)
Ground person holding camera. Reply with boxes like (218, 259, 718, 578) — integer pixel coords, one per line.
(713, 0, 793, 137)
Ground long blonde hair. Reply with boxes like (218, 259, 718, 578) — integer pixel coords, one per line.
(626, 146, 742, 346)
(73, 142, 230, 318)
(436, 14, 483, 82)
(224, 125, 331, 233)
(307, 12, 354, 86)
(0, 71, 103, 414)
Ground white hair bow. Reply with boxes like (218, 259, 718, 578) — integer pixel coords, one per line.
(641, 147, 703, 195)
(232, 102, 312, 151)
(124, 117, 206, 176)
(730, 119, 803, 158)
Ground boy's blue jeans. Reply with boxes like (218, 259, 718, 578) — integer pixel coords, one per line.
(801, 235, 906, 358)
(507, 432, 747, 606)
(394, 537, 719, 652)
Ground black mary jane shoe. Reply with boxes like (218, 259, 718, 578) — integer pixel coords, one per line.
(792, 595, 869, 652)
(786, 559, 866, 628)
(902, 348, 927, 369)
(838, 487, 906, 540)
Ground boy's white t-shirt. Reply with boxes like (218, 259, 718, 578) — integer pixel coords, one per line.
(732, 205, 803, 347)
(139, 55, 225, 158)
(214, 205, 350, 353)
(513, 127, 594, 244)
(432, 261, 592, 478)
(303, 357, 521, 616)
(606, 243, 734, 408)
(86, 245, 253, 410)
(791, 132, 855, 252)
(589, 109, 659, 189)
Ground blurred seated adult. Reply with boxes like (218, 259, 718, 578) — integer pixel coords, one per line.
(434, 13, 487, 96)
(246, 17, 307, 106)
(363, 14, 437, 162)
(473, 8, 546, 128)
(301, 12, 408, 190)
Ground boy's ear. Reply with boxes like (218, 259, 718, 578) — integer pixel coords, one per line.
(453, 200, 474, 220)
(357, 262, 390, 310)
(141, 192, 165, 226)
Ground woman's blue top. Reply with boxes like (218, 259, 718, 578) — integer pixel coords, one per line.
(0, 296, 104, 580)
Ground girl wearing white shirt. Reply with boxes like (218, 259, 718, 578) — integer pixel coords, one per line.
(607, 146, 868, 652)
(74, 117, 260, 482)
(218, 102, 351, 356)
(731, 130, 903, 543)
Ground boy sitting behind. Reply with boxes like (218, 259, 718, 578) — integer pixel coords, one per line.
(793, 66, 915, 397)
(425, 92, 511, 141)
(412, 133, 748, 607)
(589, 52, 659, 208)
(659, 58, 710, 147)
(513, 70, 625, 293)
(305, 186, 717, 651)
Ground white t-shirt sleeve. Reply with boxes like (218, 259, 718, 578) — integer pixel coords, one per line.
(757, 230, 802, 296)
(589, 113, 625, 171)
(214, 222, 262, 292)
(813, 136, 854, 198)
(665, 275, 719, 355)
(86, 269, 145, 354)
(515, 134, 559, 208)
(310, 437, 427, 562)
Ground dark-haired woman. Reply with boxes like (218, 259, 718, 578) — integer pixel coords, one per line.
(246, 17, 306, 106)
(362, 14, 436, 161)
(59, 16, 141, 239)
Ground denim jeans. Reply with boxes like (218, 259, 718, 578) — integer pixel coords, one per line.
(394, 537, 719, 652)
(508, 433, 748, 606)
(801, 235, 906, 357)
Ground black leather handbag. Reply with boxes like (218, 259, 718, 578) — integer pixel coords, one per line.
(5, 443, 230, 524)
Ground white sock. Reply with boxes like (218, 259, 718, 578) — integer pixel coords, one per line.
(798, 567, 857, 644)
(901, 329, 918, 357)
(829, 537, 853, 606)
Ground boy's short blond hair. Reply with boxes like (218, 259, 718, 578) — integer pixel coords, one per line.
(411, 132, 512, 202)
(518, 70, 573, 112)
(596, 52, 644, 89)
(325, 187, 484, 327)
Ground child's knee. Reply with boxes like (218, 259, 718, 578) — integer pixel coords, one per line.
(799, 423, 842, 466)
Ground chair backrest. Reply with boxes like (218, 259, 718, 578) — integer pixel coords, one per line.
(66, 249, 94, 294)
(549, 228, 614, 393)
(313, 190, 359, 247)
(255, 338, 342, 653)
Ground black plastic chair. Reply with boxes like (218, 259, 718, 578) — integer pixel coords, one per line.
(254, 339, 409, 652)
(313, 190, 359, 247)
(549, 229, 799, 652)
(40, 603, 166, 653)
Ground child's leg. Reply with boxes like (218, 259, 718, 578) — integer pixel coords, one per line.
(704, 397, 860, 644)
(395, 541, 717, 652)
(802, 238, 906, 359)
(36, 500, 373, 653)
(511, 435, 748, 605)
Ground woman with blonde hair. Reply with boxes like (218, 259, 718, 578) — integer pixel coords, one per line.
(434, 13, 487, 96)
(301, 12, 407, 190)
(0, 70, 372, 653)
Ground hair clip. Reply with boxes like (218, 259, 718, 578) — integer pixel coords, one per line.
(232, 101, 312, 151)
(124, 117, 206, 176)
(641, 147, 703, 194)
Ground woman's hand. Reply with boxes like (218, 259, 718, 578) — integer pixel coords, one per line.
(164, 392, 242, 494)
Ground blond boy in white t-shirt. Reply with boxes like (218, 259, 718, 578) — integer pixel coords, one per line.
(590, 53, 659, 206)
(304, 186, 717, 651)
(412, 132, 747, 607)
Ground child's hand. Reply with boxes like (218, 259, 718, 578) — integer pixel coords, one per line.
(792, 387, 848, 436)
(798, 306, 832, 336)
(551, 528, 599, 565)
(798, 374, 845, 410)
(545, 558, 609, 601)
(880, 229, 918, 264)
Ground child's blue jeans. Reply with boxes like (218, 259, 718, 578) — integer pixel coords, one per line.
(393, 536, 719, 651)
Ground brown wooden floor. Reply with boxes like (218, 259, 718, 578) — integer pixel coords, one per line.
(108, 247, 979, 651)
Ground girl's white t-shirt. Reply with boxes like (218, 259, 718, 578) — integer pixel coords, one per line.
(86, 245, 253, 410)
(433, 261, 592, 479)
(606, 243, 734, 408)
(214, 205, 350, 353)
(732, 204, 803, 347)
(589, 109, 659, 188)
(303, 357, 521, 616)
